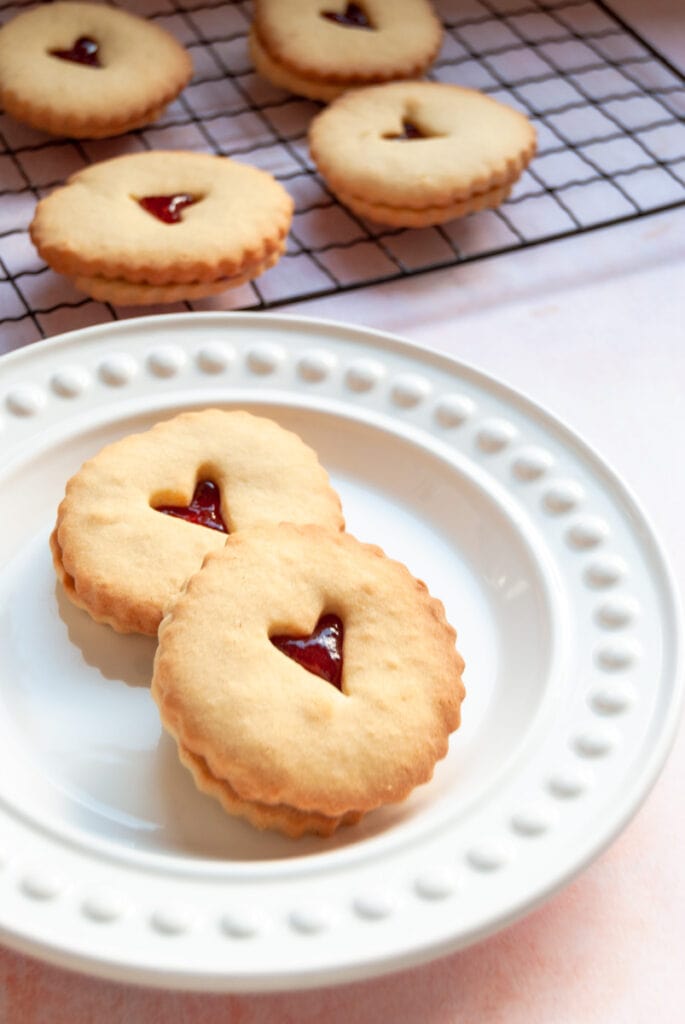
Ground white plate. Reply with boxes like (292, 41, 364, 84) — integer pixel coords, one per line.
(0, 312, 680, 991)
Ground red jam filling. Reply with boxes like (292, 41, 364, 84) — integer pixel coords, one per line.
(138, 194, 196, 224)
(154, 480, 227, 533)
(271, 614, 344, 690)
(49, 37, 101, 67)
(321, 3, 374, 29)
(384, 121, 427, 140)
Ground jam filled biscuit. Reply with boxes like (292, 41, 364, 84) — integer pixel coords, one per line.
(0, 2, 192, 138)
(249, 0, 443, 102)
(309, 81, 537, 226)
(152, 523, 465, 837)
(29, 151, 294, 305)
(51, 411, 345, 636)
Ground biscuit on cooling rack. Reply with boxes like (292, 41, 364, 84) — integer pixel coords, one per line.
(51, 410, 344, 635)
(249, 0, 443, 102)
(309, 81, 537, 226)
(152, 523, 465, 837)
(29, 150, 294, 305)
(0, 2, 192, 138)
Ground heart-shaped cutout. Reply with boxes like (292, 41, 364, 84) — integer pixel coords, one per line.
(49, 37, 101, 67)
(138, 193, 197, 224)
(384, 121, 429, 141)
(271, 614, 344, 690)
(321, 3, 374, 29)
(154, 480, 227, 533)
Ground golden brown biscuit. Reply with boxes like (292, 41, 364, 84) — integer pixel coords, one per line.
(29, 151, 293, 305)
(52, 411, 345, 636)
(250, 0, 443, 101)
(69, 245, 286, 306)
(309, 81, 537, 225)
(0, 2, 192, 138)
(152, 523, 465, 837)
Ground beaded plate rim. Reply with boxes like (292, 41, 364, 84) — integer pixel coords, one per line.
(0, 311, 681, 992)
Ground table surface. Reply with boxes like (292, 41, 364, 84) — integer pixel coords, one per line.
(1, 3, 684, 1022)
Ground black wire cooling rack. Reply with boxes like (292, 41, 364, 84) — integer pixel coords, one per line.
(1, 0, 684, 346)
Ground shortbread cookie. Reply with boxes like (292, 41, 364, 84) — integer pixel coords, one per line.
(309, 81, 537, 225)
(68, 249, 285, 306)
(51, 411, 344, 636)
(249, 0, 443, 102)
(29, 151, 293, 305)
(152, 523, 465, 837)
(0, 2, 192, 138)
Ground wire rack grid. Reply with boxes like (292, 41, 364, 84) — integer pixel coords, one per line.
(0, 0, 684, 348)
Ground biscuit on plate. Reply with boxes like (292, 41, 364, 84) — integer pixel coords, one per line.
(309, 81, 537, 225)
(249, 0, 443, 102)
(0, 2, 192, 138)
(51, 410, 344, 636)
(29, 151, 294, 305)
(152, 523, 466, 837)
